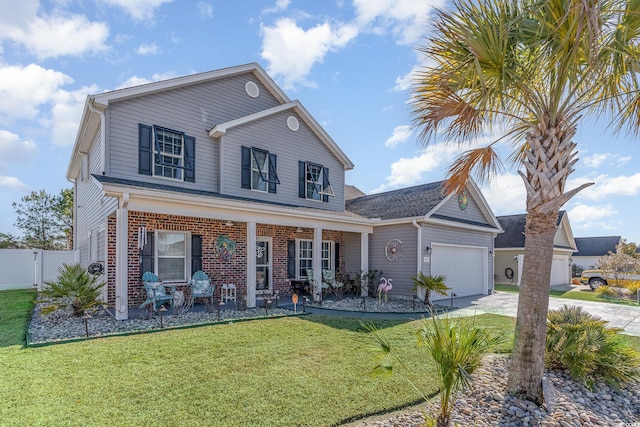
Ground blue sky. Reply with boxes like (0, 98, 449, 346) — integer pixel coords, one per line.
(1, 0, 639, 244)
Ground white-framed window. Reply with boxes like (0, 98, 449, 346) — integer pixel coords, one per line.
(297, 239, 334, 279)
(251, 148, 276, 192)
(154, 126, 184, 180)
(156, 231, 188, 281)
(304, 162, 334, 201)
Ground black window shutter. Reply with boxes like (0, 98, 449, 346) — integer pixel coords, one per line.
(191, 234, 202, 275)
(184, 135, 195, 183)
(334, 242, 340, 271)
(298, 161, 306, 198)
(322, 167, 329, 203)
(268, 153, 278, 194)
(138, 124, 153, 175)
(140, 231, 154, 277)
(287, 240, 296, 278)
(241, 146, 251, 189)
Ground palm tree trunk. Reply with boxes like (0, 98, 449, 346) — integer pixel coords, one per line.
(506, 210, 557, 403)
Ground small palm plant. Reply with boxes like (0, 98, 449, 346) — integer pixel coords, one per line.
(41, 263, 106, 317)
(365, 314, 503, 427)
(546, 305, 640, 389)
(411, 272, 450, 306)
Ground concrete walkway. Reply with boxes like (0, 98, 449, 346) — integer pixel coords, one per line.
(449, 290, 640, 336)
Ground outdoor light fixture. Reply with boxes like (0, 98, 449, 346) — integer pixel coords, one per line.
(225, 221, 234, 227)
(296, 227, 303, 233)
(424, 245, 431, 253)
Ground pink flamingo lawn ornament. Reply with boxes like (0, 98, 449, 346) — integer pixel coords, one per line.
(377, 277, 393, 303)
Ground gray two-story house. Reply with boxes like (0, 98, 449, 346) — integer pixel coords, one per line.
(67, 63, 502, 319)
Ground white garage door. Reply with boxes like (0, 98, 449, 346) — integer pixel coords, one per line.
(550, 255, 570, 286)
(431, 244, 487, 300)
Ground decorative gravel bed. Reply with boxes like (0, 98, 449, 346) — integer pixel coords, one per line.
(306, 296, 444, 313)
(27, 300, 296, 346)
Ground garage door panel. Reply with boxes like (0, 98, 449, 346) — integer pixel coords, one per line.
(431, 245, 486, 299)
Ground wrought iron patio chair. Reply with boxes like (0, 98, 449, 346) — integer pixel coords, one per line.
(140, 271, 174, 313)
(189, 270, 215, 311)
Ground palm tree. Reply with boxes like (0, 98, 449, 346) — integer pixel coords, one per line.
(410, 0, 640, 403)
(411, 272, 450, 306)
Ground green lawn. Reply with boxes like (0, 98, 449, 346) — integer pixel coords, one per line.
(0, 288, 36, 347)
(1, 289, 638, 426)
(0, 289, 514, 426)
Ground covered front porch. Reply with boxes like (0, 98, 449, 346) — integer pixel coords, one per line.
(104, 189, 372, 320)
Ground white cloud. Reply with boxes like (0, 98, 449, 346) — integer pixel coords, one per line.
(197, 1, 213, 18)
(47, 85, 98, 146)
(481, 172, 526, 215)
(103, 0, 173, 21)
(116, 72, 179, 89)
(385, 125, 412, 147)
(0, 130, 38, 162)
(0, 0, 109, 60)
(136, 42, 160, 55)
(262, 0, 290, 14)
(371, 142, 469, 192)
(0, 64, 73, 121)
(261, 18, 358, 89)
(572, 173, 640, 201)
(0, 176, 30, 191)
(568, 203, 620, 231)
(582, 152, 631, 168)
(353, 0, 442, 45)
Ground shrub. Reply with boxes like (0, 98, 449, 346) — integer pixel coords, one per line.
(41, 263, 106, 317)
(411, 272, 450, 306)
(594, 285, 617, 299)
(546, 305, 640, 389)
(365, 314, 503, 427)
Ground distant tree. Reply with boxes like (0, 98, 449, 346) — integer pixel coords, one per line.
(12, 189, 72, 250)
(597, 244, 640, 287)
(54, 188, 74, 249)
(616, 239, 639, 259)
(0, 232, 22, 249)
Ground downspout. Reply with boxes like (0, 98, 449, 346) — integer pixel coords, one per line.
(87, 98, 106, 175)
(412, 219, 422, 275)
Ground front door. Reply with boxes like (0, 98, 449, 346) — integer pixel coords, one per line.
(256, 238, 272, 295)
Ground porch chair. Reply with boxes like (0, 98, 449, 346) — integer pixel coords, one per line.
(190, 270, 215, 311)
(322, 269, 344, 293)
(305, 268, 329, 296)
(140, 271, 174, 312)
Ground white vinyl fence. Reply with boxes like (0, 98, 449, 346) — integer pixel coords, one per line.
(0, 249, 79, 291)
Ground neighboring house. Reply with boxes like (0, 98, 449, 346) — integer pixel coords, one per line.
(572, 236, 621, 270)
(494, 211, 577, 286)
(345, 181, 503, 301)
(67, 63, 501, 319)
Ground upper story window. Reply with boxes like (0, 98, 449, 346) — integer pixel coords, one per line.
(298, 161, 334, 202)
(154, 127, 184, 180)
(241, 146, 279, 193)
(138, 123, 195, 183)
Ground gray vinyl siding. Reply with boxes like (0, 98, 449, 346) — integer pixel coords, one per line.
(106, 73, 280, 193)
(554, 224, 571, 247)
(343, 232, 361, 274)
(75, 130, 117, 267)
(221, 110, 345, 211)
(435, 192, 490, 225)
(495, 250, 521, 284)
(369, 224, 418, 299)
(422, 224, 494, 290)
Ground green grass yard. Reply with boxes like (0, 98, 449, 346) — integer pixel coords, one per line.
(494, 283, 640, 305)
(0, 289, 638, 426)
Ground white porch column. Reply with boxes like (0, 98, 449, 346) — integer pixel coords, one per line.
(246, 221, 257, 308)
(115, 193, 129, 320)
(360, 232, 369, 296)
(313, 226, 322, 301)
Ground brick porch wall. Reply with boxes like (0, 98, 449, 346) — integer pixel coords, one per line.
(106, 212, 345, 308)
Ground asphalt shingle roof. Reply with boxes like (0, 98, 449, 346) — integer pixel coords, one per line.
(345, 181, 445, 220)
(495, 211, 567, 248)
(574, 236, 621, 257)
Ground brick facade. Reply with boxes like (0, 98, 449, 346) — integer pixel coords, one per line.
(106, 211, 344, 308)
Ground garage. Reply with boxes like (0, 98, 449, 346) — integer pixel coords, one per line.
(430, 243, 488, 300)
(550, 254, 570, 286)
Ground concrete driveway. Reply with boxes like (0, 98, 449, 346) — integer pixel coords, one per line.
(450, 289, 640, 336)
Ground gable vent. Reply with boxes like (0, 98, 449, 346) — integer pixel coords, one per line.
(245, 81, 260, 98)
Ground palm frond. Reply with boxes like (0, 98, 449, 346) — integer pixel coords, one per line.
(443, 144, 503, 194)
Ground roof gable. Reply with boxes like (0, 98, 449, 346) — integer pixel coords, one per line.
(574, 236, 621, 256)
(495, 211, 576, 250)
